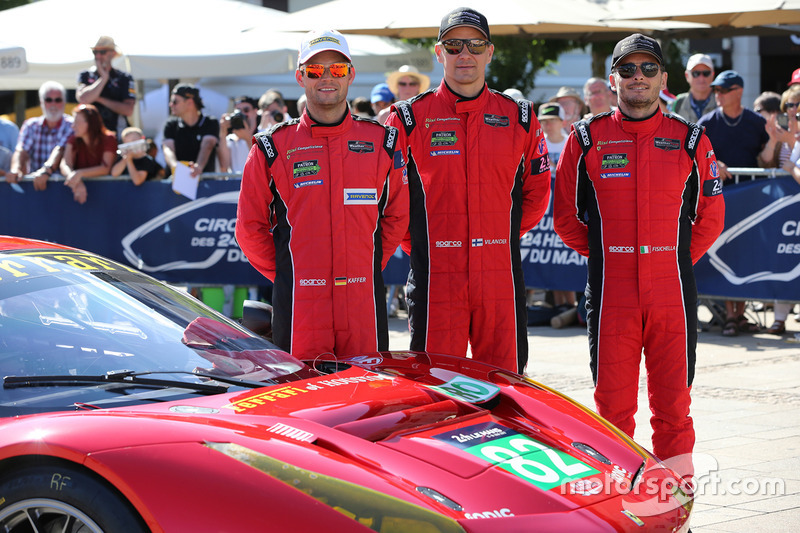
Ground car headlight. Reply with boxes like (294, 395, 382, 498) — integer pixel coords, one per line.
(205, 442, 465, 533)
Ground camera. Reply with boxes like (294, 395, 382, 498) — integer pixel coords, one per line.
(270, 110, 284, 123)
(778, 112, 800, 130)
(116, 138, 147, 157)
(229, 109, 246, 130)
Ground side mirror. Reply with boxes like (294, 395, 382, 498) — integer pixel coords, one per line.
(241, 300, 273, 339)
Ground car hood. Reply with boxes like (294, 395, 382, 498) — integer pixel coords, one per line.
(1, 351, 685, 528)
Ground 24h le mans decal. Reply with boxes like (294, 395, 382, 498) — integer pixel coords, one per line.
(433, 422, 599, 491)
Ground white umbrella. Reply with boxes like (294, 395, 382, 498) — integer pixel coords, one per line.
(277, 0, 706, 38)
(603, 0, 800, 28)
(0, 42, 27, 75)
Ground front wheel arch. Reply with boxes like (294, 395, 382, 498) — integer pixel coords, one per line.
(0, 458, 149, 533)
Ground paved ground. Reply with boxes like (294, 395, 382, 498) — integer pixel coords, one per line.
(387, 306, 800, 532)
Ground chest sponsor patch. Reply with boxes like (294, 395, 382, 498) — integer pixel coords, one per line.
(483, 114, 509, 127)
(601, 153, 629, 169)
(343, 188, 378, 205)
(293, 160, 320, 178)
(347, 140, 374, 153)
(431, 131, 458, 147)
(293, 179, 323, 189)
(600, 172, 631, 179)
(654, 137, 680, 151)
(430, 149, 461, 157)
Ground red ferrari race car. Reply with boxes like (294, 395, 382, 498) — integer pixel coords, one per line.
(0, 236, 692, 532)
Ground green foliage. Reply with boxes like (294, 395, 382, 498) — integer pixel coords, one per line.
(0, 0, 29, 11)
(487, 36, 578, 94)
(407, 36, 581, 96)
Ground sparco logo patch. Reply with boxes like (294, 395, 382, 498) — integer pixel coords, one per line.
(687, 127, 700, 151)
(431, 131, 457, 147)
(577, 123, 590, 146)
(293, 160, 320, 178)
(386, 126, 397, 148)
(299, 278, 326, 286)
(608, 246, 635, 253)
(347, 141, 374, 153)
(654, 137, 680, 151)
(484, 114, 509, 127)
(262, 137, 276, 158)
(436, 240, 462, 248)
(401, 105, 413, 127)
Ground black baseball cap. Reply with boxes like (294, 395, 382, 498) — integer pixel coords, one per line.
(611, 33, 663, 68)
(438, 7, 490, 41)
(172, 83, 204, 109)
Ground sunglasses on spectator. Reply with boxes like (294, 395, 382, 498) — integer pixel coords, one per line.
(93, 49, 110, 56)
(786, 102, 799, 109)
(397, 80, 420, 87)
(614, 62, 661, 78)
(713, 86, 740, 94)
(44, 97, 63, 103)
(440, 39, 491, 55)
(691, 70, 712, 78)
(301, 63, 351, 79)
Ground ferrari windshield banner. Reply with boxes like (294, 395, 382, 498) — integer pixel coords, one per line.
(1, 176, 797, 300)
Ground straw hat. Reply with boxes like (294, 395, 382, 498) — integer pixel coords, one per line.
(91, 36, 120, 53)
(386, 65, 430, 96)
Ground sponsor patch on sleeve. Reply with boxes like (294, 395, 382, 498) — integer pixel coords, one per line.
(703, 177, 723, 197)
(532, 155, 549, 175)
(393, 150, 405, 169)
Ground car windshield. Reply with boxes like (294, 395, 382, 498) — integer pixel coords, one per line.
(0, 249, 310, 415)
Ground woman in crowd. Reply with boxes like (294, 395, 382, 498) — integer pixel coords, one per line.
(60, 104, 117, 204)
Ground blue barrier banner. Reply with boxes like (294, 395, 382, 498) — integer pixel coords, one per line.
(695, 176, 800, 300)
(1, 179, 261, 285)
(2, 176, 797, 301)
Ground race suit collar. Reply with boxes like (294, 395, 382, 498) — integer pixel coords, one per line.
(303, 108, 352, 137)
(439, 79, 489, 113)
(616, 107, 662, 135)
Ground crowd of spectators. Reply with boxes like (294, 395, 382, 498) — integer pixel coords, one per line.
(2, 33, 798, 335)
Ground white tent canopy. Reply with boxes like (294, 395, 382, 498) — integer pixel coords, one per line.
(0, 0, 432, 91)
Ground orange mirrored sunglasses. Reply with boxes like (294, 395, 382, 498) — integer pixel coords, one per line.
(302, 63, 351, 79)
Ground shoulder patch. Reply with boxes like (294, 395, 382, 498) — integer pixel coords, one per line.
(517, 99, 532, 133)
(393, 100, 416, 136)
(254, 132, 278, 166)
(383, 125, 399, 158)
(573, 119, 593, 155)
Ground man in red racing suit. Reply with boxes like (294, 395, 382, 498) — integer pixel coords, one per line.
(236, 30, 408, 359)
(554, 33, 725, 479)
(386, 8, 551, 373)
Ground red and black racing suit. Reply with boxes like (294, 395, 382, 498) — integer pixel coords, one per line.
(554, 109, 725, 476)
(386, 81, 551, 373)
(236, 112, 408, 358)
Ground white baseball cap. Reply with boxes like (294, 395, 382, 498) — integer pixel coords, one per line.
(298, 29, 352, 66)
(686, 53, 713, 71)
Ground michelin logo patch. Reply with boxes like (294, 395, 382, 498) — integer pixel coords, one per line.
(344, 188, 378, 205)
(294, 179, 323, 189)
(430, 149, 460, 157)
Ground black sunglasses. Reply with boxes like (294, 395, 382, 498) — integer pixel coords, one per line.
(614, 62, 661, 79)
(44, 97, 63, 103)
(691, 70, 712, 78)
(440, 38, 491, 55)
